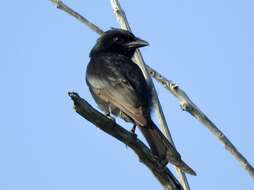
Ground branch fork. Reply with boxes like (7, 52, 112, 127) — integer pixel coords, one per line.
(49, 0, 254, 186)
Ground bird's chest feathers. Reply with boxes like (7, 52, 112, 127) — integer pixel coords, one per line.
(86, 55, 128, 89)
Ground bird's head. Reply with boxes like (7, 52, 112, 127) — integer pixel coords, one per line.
(90, 28, 149, 58)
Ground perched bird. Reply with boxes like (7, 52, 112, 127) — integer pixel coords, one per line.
(86, 28, 196, 175)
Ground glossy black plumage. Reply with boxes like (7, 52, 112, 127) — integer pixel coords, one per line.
(86, 29, 196, 175)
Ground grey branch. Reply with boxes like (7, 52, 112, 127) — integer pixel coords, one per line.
(49, 0, 103, 35)
(49, 0, 254, 181)
(147, 66, 254, 179)
(68, 92, 182, 190)
(109, 0, 190, 189)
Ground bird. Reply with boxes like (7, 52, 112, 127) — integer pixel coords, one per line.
(85, 28, 196, 175)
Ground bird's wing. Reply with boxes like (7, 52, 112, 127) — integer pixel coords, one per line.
(87, 54, 149, 126)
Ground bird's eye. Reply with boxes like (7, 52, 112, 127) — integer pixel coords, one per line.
(113, 36, 122, 42)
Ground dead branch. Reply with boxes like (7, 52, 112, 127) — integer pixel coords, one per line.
(49, 0, 254, 181)
(147, 66, 254, 179)
(68, 92, 182, 190)
(49, 0, 104, 35)
(110, 0, 190, 189)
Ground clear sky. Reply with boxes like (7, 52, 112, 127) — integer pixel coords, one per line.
(1, 0, 254, 189)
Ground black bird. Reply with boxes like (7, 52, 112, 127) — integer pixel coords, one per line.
(86, 29, 196, 175)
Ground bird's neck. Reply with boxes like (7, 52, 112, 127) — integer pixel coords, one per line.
(90, 45, 135, 59)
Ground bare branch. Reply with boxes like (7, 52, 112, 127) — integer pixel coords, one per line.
(110, 1, 191, 189)
(49, 0, 254, 180)
(49, 0, 104, 35)
(147, 66, 254, 179)
(68, 92, 183, 190)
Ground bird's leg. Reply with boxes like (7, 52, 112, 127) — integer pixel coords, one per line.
(125, 124, 137, 149)
(105, 106, 115, 122)
(130, 124, 137, 140)
(105, 111, 110, 117)
(131, 124, 136, 134)
(105, 112, 115, 122)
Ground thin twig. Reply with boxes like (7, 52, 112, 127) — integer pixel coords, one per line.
(110, 1, 191, 189)
(49, 0, 254, 180)
(49, 0, 104, 35)
(68, 92, 182, 190)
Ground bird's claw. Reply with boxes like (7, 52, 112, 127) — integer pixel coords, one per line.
(131, 124, 136, 134)
(130, 124, 137, 140)
(105, 113, 116, 122)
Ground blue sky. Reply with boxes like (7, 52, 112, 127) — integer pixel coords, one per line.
(1, 0, 254, 189)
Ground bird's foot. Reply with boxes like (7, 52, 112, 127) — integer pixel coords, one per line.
(130, 124, 137, 140)
(105, 112, 115, 122)
(131, 124, 136, 134)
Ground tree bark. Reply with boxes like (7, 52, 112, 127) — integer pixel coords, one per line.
(68, 92, 182, 190)
(49, 0, 254, 181)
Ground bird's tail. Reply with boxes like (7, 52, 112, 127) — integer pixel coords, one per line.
(140, 120, 196, 176)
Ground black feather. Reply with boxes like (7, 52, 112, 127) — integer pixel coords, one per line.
(86, 28, 196, 176)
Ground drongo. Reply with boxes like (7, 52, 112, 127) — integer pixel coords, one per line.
(86, 29, 195, 175)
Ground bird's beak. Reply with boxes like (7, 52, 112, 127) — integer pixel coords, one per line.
(125, 37, 149, 48)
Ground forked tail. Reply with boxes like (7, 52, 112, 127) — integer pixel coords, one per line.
(140, 120, 196, 176)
